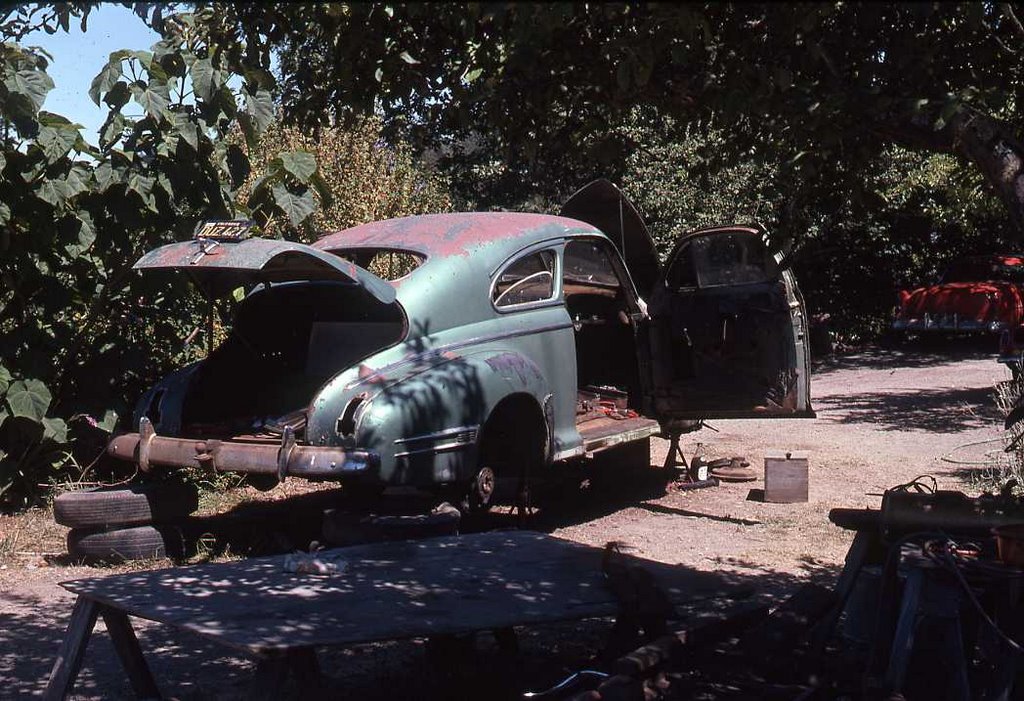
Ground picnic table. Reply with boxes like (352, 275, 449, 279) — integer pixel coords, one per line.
(44, 530, 737, 700)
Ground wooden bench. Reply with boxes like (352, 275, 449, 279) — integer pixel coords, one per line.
(44, 530, 739, 699)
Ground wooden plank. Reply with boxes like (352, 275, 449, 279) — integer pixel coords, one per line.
(61, 531, 739, 654)
(100, 608, 160, 700)
(43, 596, 99, 701)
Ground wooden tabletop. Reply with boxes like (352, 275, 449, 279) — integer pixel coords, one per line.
(61, 530, 736, 654)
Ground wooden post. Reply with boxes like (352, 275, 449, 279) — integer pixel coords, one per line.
(101, 609, 160, 700)
(43, 596, 99, 701)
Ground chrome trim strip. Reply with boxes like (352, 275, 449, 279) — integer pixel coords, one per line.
(395, 440, 475, 459)
(552, 446, 586, 462)
(394, 425, 480, 445)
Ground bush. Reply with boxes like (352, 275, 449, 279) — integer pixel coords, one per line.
(235, 118, 452, 241)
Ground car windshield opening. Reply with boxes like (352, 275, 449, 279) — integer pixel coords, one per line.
(331, 248, 425, 281)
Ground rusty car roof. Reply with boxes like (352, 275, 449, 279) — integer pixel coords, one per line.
(313, 212, 596, 269)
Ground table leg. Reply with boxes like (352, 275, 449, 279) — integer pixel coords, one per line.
(289, 647, 325, 697)
(43, 596, 99, 701)
(248, 652, 291, 701)
(247, 648, 325, 700)
(101, 608, 160, 700)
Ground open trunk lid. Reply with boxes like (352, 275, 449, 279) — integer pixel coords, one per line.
(133, 236, 397, 304)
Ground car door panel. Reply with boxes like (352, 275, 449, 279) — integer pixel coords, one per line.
(649, 226, 813, 420)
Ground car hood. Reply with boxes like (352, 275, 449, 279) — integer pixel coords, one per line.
(560, 179, 660, 297)
(133, 237, 397, 304)
(898, 281, 1019, 321)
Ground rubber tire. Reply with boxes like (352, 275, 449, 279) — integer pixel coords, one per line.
(54, 483, 199, 529)
(67, 525, 184, 562)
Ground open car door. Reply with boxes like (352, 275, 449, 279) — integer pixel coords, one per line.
(647, 225, 813, 420)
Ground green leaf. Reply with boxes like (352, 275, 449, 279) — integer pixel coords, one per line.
(190, 57, 217, 101)
(64, 212, 95, 258)
(131, 81, 170, 118)
(463, 67, 483, 83)
(244, 88, 275, 132)
(6, 67, 55, 112)
(88, 50, 128, 106)
(272, 184, 316, 227)
(0, 202, 11, 227)
(93, 160, 115, 190)
(276, 151, 317, 183)
(97, 409, 118, 433)
(0, 365, 10, 395)
(36, 178, 67, 206)
(398, 50, 420, 64)
(36, 122, 79, 163)
(6, 379, 51, 421)
(42, 417, 67, 444)
(103, 80, 131, 110)
(169, 111, 199, 151)
(99, 111, 125, 148)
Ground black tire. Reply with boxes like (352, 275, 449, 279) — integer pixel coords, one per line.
(67, 525, 184, 562)
(54, 482, 199, 529)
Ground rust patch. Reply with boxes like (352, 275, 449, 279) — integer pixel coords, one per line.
(313, 212, 589, 260)
(485, 351, 541, 386)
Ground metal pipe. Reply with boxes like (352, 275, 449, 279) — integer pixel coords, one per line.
(107, 432, 376, 478)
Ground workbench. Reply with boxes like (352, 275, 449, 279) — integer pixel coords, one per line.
(44, 530, 734, 699)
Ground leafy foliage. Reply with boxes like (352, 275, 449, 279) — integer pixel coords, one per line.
(0, 6, 321, 509)
(205, 3, 1024, 230)
(235, 118, 451, 241)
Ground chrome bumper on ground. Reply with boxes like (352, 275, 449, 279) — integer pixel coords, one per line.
(107, 418, 377, 480)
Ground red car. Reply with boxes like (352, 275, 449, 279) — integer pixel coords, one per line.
(893, 254, 1024, 338)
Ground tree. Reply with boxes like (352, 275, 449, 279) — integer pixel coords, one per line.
(200, 3, 1024, 229)
(0, 4, 321, 507)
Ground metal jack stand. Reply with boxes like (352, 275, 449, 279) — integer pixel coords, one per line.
(663, 431, 718, 491)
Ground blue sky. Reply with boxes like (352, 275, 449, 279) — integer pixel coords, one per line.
(23, 4, 160, 139)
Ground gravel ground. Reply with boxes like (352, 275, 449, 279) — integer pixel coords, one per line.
(0, 343, 1010, 699)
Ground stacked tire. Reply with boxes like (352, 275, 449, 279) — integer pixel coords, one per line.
(54, 483, 199, 562)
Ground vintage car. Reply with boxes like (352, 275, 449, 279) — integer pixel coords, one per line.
(892, 254, 1024, 336)
(107, 180, 813, 511)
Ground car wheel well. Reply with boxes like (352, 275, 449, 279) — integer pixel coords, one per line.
(478, 393, 547, 475)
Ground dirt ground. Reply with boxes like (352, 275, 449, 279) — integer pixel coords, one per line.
(0, 343, 1011, 699)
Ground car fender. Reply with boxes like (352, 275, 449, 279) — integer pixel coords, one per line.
(309, 348, 551, 486)
(131, 362, 201, 436)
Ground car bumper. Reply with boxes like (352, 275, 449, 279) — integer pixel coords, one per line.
(892, 316, 1008, 333)
(107, 427, 379, 480)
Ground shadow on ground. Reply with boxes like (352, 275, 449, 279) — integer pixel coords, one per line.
(812, 339, 998, 378)
(3, 460, 847, 700)
(2, 541, 839, 700)
(813, 385, 1002, 433)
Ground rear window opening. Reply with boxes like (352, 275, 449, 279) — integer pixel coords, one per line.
(330, 248, 425, 281)
(180, 282, 404, 439)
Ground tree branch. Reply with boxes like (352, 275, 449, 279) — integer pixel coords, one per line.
(1002, 3, 1024, 39)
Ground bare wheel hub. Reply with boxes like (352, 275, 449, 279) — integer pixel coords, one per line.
(470, 466, 496, 509)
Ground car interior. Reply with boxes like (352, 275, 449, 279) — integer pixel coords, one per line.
(177, 282, 405, 439)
